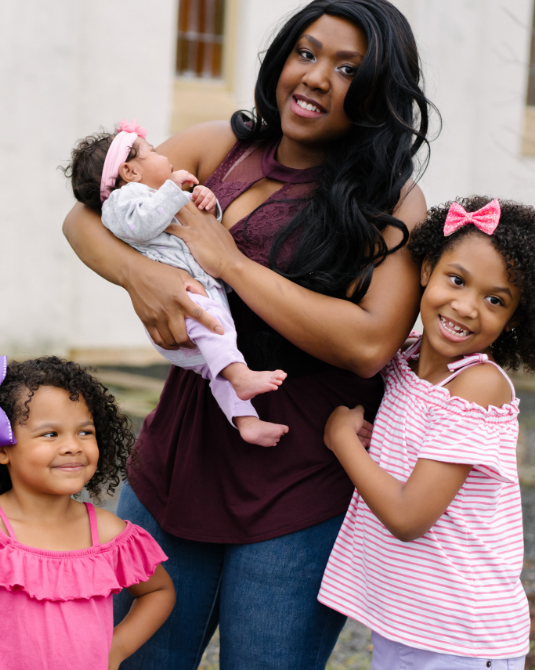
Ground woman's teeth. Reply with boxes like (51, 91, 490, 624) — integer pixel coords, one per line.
(440, 316, 470, 338)
(296, 99, 322, 113)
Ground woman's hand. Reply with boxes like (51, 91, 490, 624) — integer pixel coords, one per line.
(325, 405, 373, 451)
(166, 202, 243, 279)
(123, 260, 224, 349)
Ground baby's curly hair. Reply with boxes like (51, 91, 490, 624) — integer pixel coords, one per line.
(0, 357, 135, 499)
(408, 196, 535, 372)
(60, 131, 137, 214)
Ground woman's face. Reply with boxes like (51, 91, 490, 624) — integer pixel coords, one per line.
(276, 14, 368, 148)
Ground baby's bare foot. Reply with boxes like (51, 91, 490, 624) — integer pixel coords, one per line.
(222, 363, 287, 401)
(235, 416, 289, 447)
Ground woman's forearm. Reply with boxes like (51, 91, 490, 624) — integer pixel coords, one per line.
(63, 202, 140, 287)
(222, 254, 419, 377)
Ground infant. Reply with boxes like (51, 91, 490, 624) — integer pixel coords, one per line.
(64, 119, 288, 447)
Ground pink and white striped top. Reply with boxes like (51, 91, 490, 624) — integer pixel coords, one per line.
(318, 336, 530, 659)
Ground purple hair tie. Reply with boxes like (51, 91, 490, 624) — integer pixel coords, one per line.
(0, 357, 15, 447)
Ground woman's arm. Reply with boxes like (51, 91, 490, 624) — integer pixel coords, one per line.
(324, 406, 472, 542)
(62, 121, 236, 348)
(63, 203, 222, 348)
(171, 184, 426, 377)
(108, 564, 176, 670)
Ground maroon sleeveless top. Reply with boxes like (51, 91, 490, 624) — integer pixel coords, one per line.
(128, 138, 384, 543)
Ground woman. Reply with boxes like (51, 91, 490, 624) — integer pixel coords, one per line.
(63, 1, 436, 667)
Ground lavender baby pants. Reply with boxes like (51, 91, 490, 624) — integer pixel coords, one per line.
(371, 632, 525, 670)
(149, 293, 258, 426)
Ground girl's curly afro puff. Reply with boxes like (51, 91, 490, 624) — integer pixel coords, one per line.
(408, 196, 535, 372)
(0, 357, 135, 499)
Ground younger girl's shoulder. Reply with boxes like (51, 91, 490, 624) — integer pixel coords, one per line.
(446, 362, 514, 410)
(93, 506, 127, 544)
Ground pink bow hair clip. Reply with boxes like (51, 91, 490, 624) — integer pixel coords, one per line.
(443, 199, 501, 237)
(117, 118, 147, 139)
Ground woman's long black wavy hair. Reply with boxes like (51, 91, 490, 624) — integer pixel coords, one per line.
(232, 0, 438, 302)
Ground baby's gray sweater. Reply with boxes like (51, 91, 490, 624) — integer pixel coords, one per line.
(102, 180, 225, 300)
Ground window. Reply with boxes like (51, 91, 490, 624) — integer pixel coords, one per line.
(528, 5, 535, 107)
(523, 2, 535, 155)
(176, 0, 226, 79)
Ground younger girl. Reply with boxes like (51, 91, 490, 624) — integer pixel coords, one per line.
(63, 120, 288, 448)
(0, 356, 176, 669)
(319, 197, 533, 668)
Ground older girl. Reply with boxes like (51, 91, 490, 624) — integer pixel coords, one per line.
(63, 0, 436, 667)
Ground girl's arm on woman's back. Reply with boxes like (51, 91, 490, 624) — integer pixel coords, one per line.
(324, 366, 511, 542)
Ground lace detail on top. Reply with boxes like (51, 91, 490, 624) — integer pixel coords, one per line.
(205, 138, 318, 271)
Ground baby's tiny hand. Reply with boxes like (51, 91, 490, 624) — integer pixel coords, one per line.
(170, 170, 199, 190)
(192, 185, 217, 212)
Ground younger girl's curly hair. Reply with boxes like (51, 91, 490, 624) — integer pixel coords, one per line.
(60, 131, 137, 214)
(408, 196, 535, 372)
(0, 357, 135, 499)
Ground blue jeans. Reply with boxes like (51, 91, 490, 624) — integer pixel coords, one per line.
(114, 482, 347, 669)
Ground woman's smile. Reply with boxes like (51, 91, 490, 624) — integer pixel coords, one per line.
(276, 14, 367, 149)
(291, 93, 327, 118)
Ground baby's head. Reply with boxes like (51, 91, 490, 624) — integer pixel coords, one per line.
(62, 119, 173, 214)
(408, 196, 535, 371)
(0, 357, 135, 499)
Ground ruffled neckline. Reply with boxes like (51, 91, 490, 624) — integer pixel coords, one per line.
(391, 339, 520, 419)
(0, 520, 133, 558)
(0, 521, 167, 602)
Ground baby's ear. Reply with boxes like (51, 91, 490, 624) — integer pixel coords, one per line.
(420, 258, 433, 287)
(0, 446, 10, 465)
(118, 161, 142, 184)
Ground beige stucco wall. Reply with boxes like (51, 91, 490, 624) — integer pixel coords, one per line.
(0, 0, 534, 360)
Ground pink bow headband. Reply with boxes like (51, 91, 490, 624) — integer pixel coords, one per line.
(443, 199, 501, 237)
(100, 119, 147, 203)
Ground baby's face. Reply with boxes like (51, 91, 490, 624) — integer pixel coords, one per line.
(128, 137, 174, 190)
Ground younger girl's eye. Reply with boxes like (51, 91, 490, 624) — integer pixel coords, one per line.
(42, 431, 57, 438)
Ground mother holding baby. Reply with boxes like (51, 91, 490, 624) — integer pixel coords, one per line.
(64, 0, 436, 667)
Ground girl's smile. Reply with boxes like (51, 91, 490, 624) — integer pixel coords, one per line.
(420, 234, 520, 362)
(0, 386, 99, 497)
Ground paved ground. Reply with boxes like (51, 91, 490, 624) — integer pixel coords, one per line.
(97, 366, 535, 669)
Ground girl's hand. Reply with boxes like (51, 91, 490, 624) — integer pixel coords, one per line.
(110, 564, 176, 668)
(124, 260, 224, 349)
(323, 405, 371, 451)
(191, 185, 217, 212)
(325, 405, 372, 451)
(169, 169, 199, 190)
(167, 203, 243, 279)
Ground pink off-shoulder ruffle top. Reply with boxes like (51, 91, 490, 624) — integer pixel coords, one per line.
(0, 502, 167, 670)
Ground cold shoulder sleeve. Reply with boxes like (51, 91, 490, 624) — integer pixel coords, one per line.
(418, 401, 519, 484)
(0, 522, 167, 602)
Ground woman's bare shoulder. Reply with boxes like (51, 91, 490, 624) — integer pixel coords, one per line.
(394, 180, 427, 232)
(157, 121, 238, 182)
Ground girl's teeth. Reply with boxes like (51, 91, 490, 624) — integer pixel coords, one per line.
(441, 317, 469, 337)
(296, 99, 321, 113)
